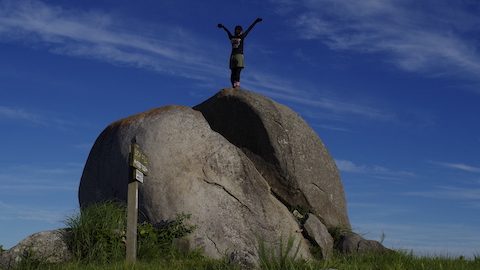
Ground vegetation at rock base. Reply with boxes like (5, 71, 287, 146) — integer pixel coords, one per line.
(136, 213, 196, 261)
(258, 235, 302, 270)
(328, 226, 353, 245)
(255, 235, 480, 270)
(65, 202, 127, 264)
(63, 201, 198, 264)
(4, 202, 480, 269)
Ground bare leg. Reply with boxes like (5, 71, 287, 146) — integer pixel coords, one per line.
(231, 68, 242, 88)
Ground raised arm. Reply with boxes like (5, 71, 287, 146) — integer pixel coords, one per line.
(243, 17, 263, 38)
(217, 23, 233, 39)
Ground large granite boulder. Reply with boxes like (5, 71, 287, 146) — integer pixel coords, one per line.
(79, 105, 311, 267)
(0, 229, 71, 269)
(194, 89, 350, 229)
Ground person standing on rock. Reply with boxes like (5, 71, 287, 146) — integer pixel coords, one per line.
(217, 18, 262, 88)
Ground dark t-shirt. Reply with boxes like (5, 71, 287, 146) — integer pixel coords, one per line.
(223, 22, 257, 55)
(230, 35, 244, 55)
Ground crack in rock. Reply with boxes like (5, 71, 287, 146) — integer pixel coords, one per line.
(206, 235, 221, 255)
(201, 178, 254, 214)
(272, 117, 295, 173)
(311, 182, 327, 194)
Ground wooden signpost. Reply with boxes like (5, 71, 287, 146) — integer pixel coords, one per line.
(126, 138, 148, 263)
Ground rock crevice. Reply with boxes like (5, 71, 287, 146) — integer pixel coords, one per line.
(201, 177, 254, 214)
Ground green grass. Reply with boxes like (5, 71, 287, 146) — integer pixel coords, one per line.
(11, 251, 480, 270)
(6, 202, 480, 269)
(28, 256, 236, 270)
(321, 252, 480, 270)
(65, 201, 127, 264)
(258, 235, 302, 270)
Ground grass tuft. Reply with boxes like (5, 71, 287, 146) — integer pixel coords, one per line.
(258, 235, 305, 270)
(65, 201, 127, 264)
(327, 226, 352, 244)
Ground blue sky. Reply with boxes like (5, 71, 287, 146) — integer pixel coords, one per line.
(1, 0, 479, 257)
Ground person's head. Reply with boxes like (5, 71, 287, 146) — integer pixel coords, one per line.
(235, 25, 243, 35)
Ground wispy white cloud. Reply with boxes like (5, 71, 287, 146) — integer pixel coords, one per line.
(0, 0, 223, 82)
(0, 0, 404, 123)
(0, 201, 68, 223)
(200, 70, 398, 124)
(240, 69, 398, 122)
(271, 0, 480, 80)
(405, 186, 480, 203)
(73, 143, 93, 151)
(0, 104, 92, 129)
(246, 72, 303, 96)
(0, 105, 44, 124)
(313, 124, 352, 133)
(430, 161, 480, 173)
(0, 163, 81, 192)
(0, 184, 75, 191)
(336, 159, 416, 180)
(354, 221, 480, 258)
(253, 87, 395, 122)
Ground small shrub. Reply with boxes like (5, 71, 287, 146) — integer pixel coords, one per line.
(328, 226, 352, 246)
(152, 213, 196, 245)
(0, 244, 5, 253)
(138, 213, 196, 260)
(64, 201, 126, 264)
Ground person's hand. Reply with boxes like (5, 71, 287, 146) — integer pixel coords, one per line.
(217, 23, 223, 28)
(255, 18, 263, 23)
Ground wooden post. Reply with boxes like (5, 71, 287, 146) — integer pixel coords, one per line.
(126, 178, 139, 263)
(126, 138, 148, 263)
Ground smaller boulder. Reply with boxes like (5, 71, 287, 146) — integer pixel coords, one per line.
(335, 232, 389, 254)
(303, 214, 333, 259)
(0, 229, 72, 269)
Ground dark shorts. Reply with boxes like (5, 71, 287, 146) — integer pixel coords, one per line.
(230, 54, 244, 69)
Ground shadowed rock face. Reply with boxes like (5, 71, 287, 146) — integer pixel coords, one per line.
(194, 89, 350, 229)
(79, 105, 311, 267)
